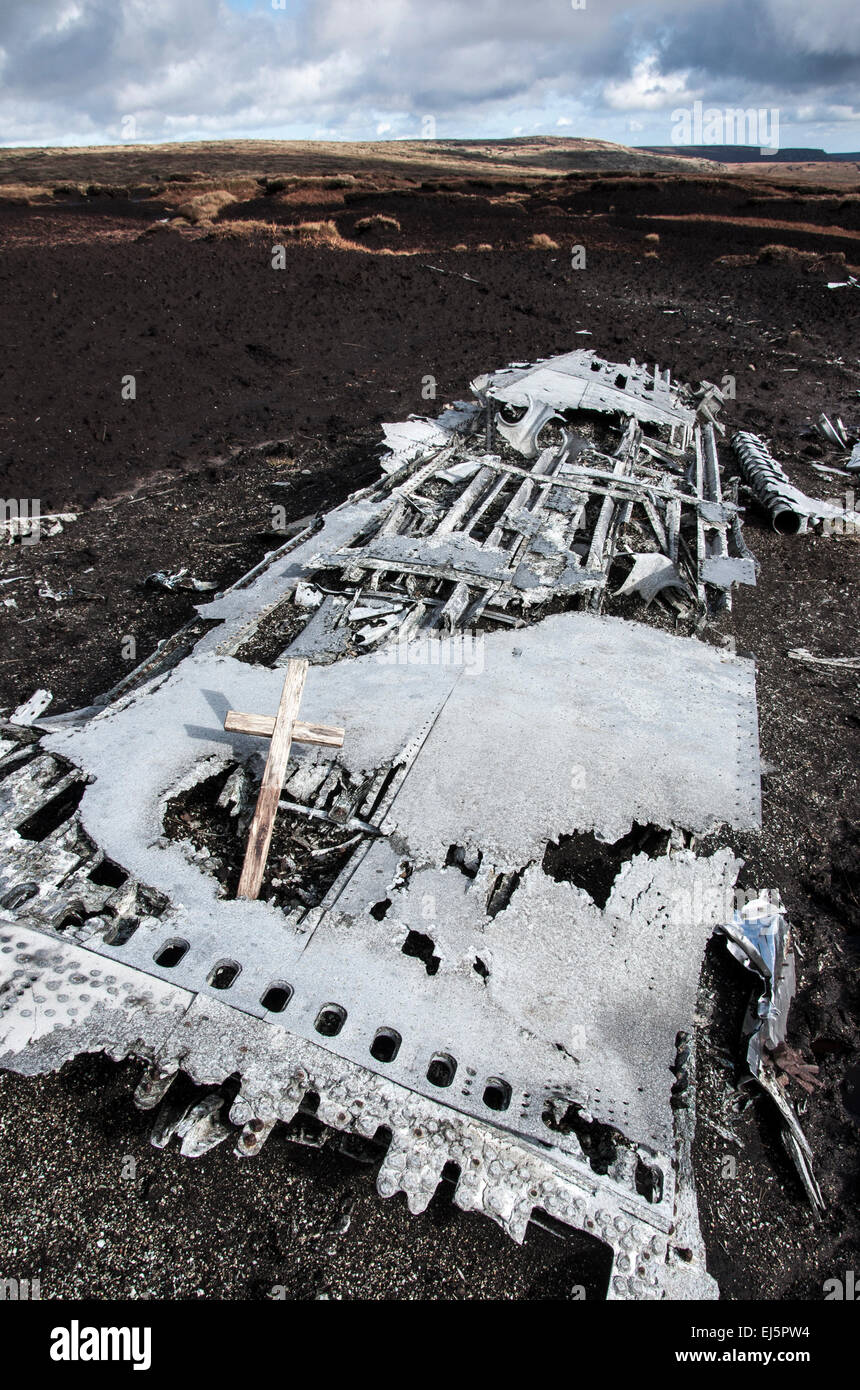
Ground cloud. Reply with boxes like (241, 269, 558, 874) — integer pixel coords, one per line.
(0, 0, 857, 149)
(604, 54, 698, 111)
(645, 0, 860, 97)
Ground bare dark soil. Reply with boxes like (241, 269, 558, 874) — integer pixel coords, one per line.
(0, 160, 858, 1302)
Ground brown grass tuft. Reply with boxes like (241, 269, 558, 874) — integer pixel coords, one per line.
(205, 219, 278, 240)
(758, 243, 846, 268)
(275, 219, 415, 255)
(284, 219, 353, 247)
(354, 213, 401, 234)
(261, 174, 357, 194)
(273, 186, 347, 208)
(175, 189, 237, 224)
(0, 183, 53, 205)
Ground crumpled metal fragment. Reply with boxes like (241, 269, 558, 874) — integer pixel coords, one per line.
(494, 395, 560, 458)
(716, 898, 825, 1215)
(815, 413, 850, 449)
(145, 569, 218, 593)
(613, 553, 690, 606)
(10, 688, 53, 726)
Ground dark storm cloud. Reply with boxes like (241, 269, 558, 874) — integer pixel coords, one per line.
(647, 0, 860, 93)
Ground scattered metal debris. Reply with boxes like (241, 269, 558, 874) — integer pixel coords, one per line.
(815, 413, 851, 450)
(716, 900, 824, 1216)
(811, 462, 851, 479)
(1, 511, 77, 544)
(145, 569, 219, 593)
(811, 415, 860, 473)
(0, 350, 776, 1300)
(787, 648, 860, 670)
(37, 581, 73, 603)
(10, 688, 53, 726)
(422, 263, 485, 287)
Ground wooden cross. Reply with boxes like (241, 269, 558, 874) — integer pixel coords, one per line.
(223, 658, 345, 900)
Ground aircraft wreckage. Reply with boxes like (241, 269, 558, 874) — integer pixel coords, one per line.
(1, 349, 806, 1300)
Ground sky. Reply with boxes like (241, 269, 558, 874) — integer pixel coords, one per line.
(0, 0, 858, 151)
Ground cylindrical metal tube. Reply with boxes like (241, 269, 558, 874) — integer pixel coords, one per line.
(732, 431, 803, 535)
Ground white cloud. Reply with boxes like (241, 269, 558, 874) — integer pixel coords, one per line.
(604, 54, 697, 111)
(54, 2, 85, 33)
(796, 102, 859, 122)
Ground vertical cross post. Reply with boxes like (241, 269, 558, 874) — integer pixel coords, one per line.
(236, 658, 308, 900)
